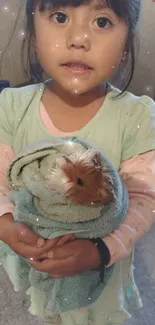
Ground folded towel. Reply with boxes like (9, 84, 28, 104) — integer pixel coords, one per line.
(0, 137, 128, 315)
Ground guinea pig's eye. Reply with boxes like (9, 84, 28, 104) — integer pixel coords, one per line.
(76, 178, 84, 186)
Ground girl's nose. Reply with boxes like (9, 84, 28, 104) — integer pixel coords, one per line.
(66, 24, 91, 51)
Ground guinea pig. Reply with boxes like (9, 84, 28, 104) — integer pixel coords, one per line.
(45, 150, 115, 206)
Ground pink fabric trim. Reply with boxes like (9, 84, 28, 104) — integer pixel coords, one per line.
(39, 102, 77, 136)
(0, 143, 15, 216)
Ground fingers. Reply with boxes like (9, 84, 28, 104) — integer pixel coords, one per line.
(36, 235, 76, 258)
(26, 236, 76, 260)
(55, 234, 76, 247)
(47, 241, 77, 259)
(28, 255, 74, 273)
(18, 236, 66, 259)
(49, 274, 61, 278)
(16, 223, 45, 247)
(16, 222, 76, 259)
(39, 237, 65, 252)
(16, 223, 63, 257)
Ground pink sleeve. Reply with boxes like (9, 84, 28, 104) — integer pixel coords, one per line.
(0, 142, 15, 216)
(103, 150, 155, 266)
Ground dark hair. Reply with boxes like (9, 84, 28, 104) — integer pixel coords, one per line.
(22, 0, 141, 90)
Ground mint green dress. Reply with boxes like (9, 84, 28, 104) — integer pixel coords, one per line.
(0, 83, 155, 325)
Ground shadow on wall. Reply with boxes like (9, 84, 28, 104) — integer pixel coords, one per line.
(0, 0, 155, 98)
(0, 0, 25, 85)
(128, 0, 155, 98)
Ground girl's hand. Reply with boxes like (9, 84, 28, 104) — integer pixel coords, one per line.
(0, 213, 74, 260)
(28, 239, 101, 277)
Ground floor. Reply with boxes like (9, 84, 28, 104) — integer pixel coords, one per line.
(1, 225, 155, 325)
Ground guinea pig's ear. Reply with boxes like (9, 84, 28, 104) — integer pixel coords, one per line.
(56, 156, 72, 168)
(91, 151, 101, 166)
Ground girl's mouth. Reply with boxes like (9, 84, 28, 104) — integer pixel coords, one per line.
(61, 61, 93, 74)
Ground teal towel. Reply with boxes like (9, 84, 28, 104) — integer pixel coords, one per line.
(0, 137, 128, 314)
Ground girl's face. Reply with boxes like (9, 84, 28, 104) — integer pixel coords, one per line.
(34, 1, 128, 95)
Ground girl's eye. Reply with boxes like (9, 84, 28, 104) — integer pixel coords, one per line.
(50, 12, 68, 24)
(93, 17, 112, 29)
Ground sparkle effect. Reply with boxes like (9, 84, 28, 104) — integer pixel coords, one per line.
(0, 3, 155, 325)
(0, 3, 154, 98)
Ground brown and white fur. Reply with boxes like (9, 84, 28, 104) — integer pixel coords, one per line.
(45, 150, 115, 206)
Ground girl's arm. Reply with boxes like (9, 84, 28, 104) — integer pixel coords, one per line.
(0, 142, 15, 216)
(2, 141, 155, 269)
(103, 150, 155, 266)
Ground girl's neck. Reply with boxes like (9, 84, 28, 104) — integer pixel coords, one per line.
(46, 81, 107, 110)
(41, 81, 107, 133)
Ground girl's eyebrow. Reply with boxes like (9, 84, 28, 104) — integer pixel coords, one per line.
(91, 3, 111, 11)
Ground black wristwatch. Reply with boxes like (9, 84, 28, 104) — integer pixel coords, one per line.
(90, 238, 110, 283)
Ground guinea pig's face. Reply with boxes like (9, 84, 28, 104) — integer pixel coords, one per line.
(57, 150, 114, 206)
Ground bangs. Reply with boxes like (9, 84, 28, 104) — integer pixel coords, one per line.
(26, 0, 140, 29)
(29, 0, 127, 12)
(27, 0, 91, 12)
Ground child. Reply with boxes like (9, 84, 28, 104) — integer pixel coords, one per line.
(0, 0, 155, 324)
